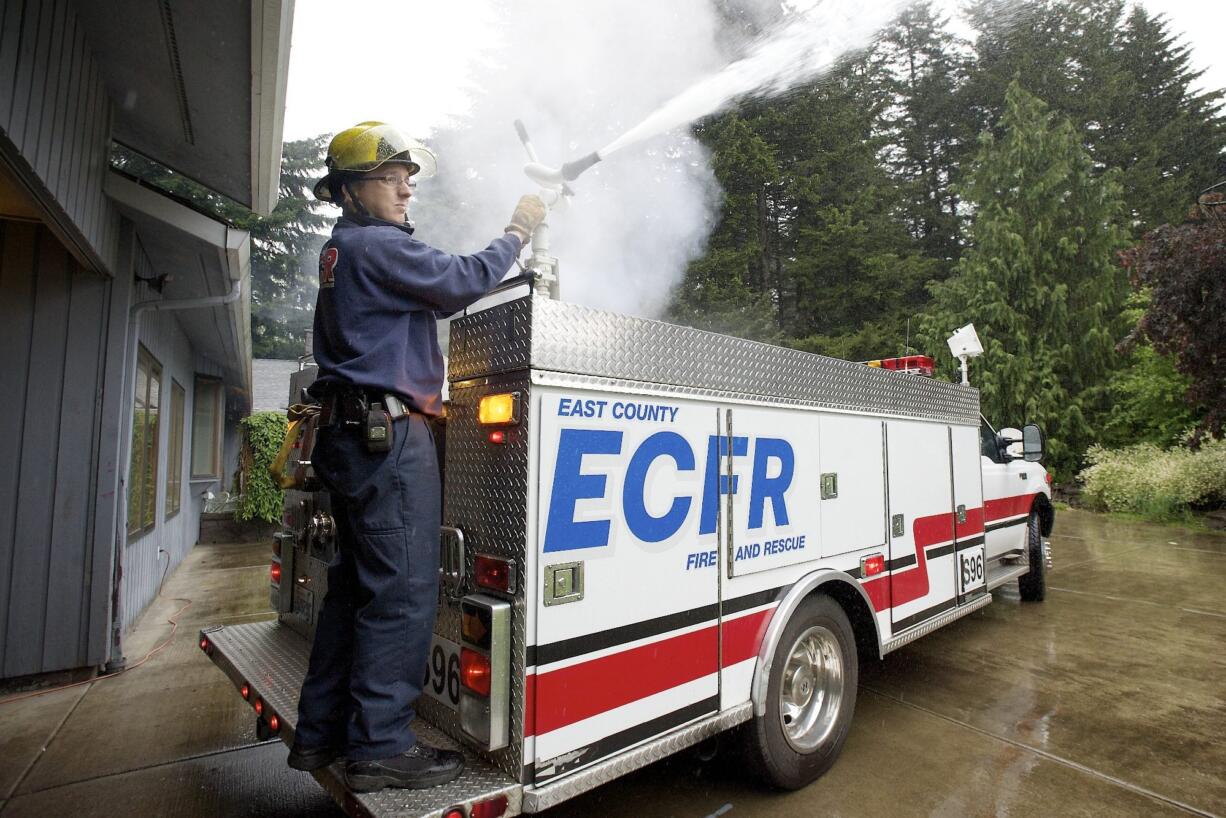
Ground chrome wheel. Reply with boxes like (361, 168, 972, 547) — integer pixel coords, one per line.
(778, 625, 845, 752)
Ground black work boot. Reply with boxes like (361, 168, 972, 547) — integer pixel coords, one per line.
(287, 740, 343, 772)
(345, 742, 465, 792)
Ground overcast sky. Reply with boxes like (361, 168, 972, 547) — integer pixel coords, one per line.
(283, 0, 1226, 143)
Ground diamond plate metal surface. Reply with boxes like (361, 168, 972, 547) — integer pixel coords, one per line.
(450, 296, 980, 426)
(521, 703, 753, 812)
(202, 621, 522, 818)
(418, 374, 533, 783)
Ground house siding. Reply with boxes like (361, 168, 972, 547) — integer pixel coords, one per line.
(0, 217, 115, 678)
(0, 0, 120, 274)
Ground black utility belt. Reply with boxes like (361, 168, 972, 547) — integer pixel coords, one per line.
(318, 389, 412, 453)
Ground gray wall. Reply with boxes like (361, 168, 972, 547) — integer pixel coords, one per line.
(119, 306, 228, 629)
(0, 0, 120, 274)
(0, 218, 116, 678)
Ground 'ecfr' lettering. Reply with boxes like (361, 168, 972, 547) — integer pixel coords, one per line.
(543, 429, 794, 552)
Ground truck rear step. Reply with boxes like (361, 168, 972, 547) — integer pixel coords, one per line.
(199, 621, 521, 818)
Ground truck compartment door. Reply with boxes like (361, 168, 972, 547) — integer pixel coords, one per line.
(885, 421, 956, 634)
(817, 416, 886, 559)
(531, 387, 719, 784)
(950, 424, 987, 603)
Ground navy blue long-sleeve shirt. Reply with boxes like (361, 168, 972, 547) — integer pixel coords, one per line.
(310, 215, 522, 416)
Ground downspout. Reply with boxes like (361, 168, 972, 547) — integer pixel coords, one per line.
(108, 274, 246, 671)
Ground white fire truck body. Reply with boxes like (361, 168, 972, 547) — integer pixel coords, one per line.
(200, 289, 1053, 818)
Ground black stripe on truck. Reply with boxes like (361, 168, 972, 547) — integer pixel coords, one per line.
(529, 586, 784, 668)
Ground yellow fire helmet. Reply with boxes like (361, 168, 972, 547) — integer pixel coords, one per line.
(313, 121, 438, 202)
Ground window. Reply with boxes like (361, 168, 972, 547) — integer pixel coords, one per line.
(192, 376, 223, 479)
(128, 346, 161, 537)
(166, 379, 185, 519)
(980, 417, 1005, 464)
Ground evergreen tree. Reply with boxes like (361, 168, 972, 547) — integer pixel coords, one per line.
(248, 136, 332, 359)
(919, 82, 1129, 475)
(873, 1, 972, 265)
(1102, 7, 1226, 231)
(668, 113, 780, 340)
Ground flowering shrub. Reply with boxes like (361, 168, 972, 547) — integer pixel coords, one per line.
(1079, 439, 1226, 519)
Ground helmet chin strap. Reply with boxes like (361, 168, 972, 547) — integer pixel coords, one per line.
(342, 181, 371, 218)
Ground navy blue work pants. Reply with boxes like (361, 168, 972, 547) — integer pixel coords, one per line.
(294, 414, 440, 761)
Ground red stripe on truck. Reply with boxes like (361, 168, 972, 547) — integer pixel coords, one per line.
(985, 493, 1034, 522)
(529, 607, 772, 736)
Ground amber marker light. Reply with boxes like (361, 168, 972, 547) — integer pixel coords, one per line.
(478, 392, 519, 425)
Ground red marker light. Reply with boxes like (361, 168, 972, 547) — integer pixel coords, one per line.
(861, 554, 886, 577)
(1045, 472, 1052, 485)
(270, 561, 281, 584)
(461, 648, 492, 697)
(488, 430, 506, 445)
(443, 809, 465, 818)
(268, 714, 280, 732)
(254, 698, 264, 715)
(474, 556, 513, 593)
(240, 683, 251, 700)
(199, 637, 211, 653)
(471, 794, 510, 818)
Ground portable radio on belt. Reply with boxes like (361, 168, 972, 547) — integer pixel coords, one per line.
(366, 402, 393, 453)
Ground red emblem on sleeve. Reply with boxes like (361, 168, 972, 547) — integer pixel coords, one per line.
(319, 247, 338, 288)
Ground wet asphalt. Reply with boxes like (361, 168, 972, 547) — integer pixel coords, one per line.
(1, 508, 1222, 818)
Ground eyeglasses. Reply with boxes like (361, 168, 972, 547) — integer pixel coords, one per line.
(360, 174, 417, 190)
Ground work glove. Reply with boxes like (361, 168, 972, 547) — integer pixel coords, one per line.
(505, 194, 547, 245)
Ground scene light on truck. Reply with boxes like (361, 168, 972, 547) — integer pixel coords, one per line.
(478, 392, 520, 425)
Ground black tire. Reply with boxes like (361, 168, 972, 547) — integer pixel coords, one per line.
(743, 594, 857, 790)
(1017, 511, 1046, 602)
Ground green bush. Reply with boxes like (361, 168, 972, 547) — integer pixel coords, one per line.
(1078, 439, 1226, 520)
(236, 411, 289, 524)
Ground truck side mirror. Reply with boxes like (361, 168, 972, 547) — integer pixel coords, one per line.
(997, 427, 1023, 460)
(1022, 424, 1044, 462)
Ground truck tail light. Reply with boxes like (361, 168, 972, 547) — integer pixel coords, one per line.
(461, 648, 492, 696)
(487, 430, 506, 445)
(443, 809, 465, 818)
(471, 795, 510, 818)
(478, 392, 520, 425)
(474, 556, 515, 594)
(459, 595, 510, 750)
(270, 560, 281, 584)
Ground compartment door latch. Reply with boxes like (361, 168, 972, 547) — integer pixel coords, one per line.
(544, 561, 584, 606)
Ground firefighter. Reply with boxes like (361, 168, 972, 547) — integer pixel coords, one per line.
(288, 122, 545, 792)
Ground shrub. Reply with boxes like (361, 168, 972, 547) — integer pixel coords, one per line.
(236, 411, 289, 524)
(1078, 439, 1226, 520)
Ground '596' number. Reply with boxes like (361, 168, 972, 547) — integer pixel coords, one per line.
(421, 637, 461, 710)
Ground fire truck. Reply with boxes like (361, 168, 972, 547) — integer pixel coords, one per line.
(199, 277, 1054, 818)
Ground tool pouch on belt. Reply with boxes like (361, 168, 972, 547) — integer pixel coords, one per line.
(270, 403, 320, 490)
(365, 402, 393, 453)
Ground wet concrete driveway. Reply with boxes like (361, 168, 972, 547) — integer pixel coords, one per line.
(1, 509, 1223, 817)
